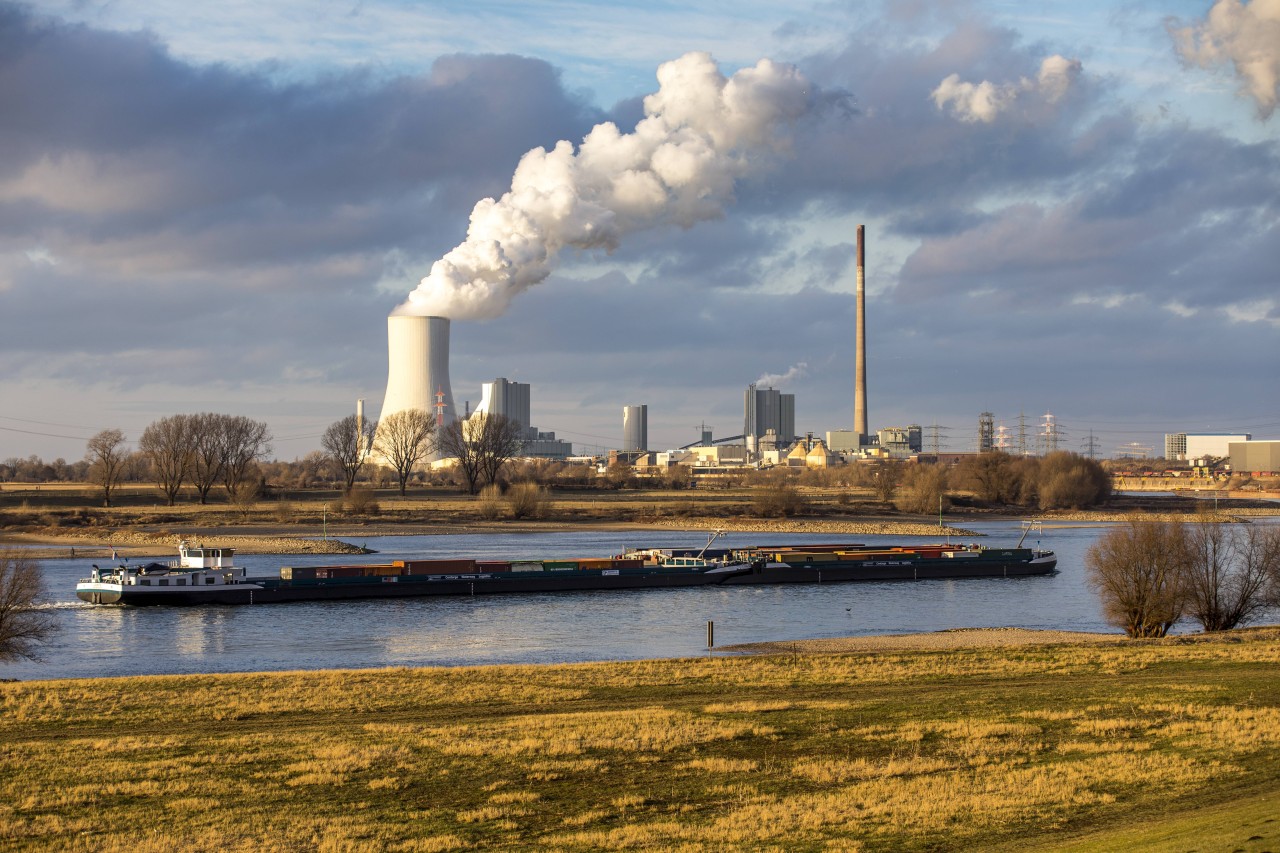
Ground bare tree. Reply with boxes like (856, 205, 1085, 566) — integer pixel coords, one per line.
(221, 415, 272, 498)
(1182, 520, 1278, 632)
(435, 414, 522, 495)
(895, 464, 949, 515)
(139, 414, 195, 506)
(322, 414, 375, 495)
(436, 419, 485, 495)
(189, 412, 226, 505)
(475, 414, 525, 490)
(0, 549, 55, 662)
(85, 428, 128, 507)
(373, 409, 436, 496)
(1086, 520, 1188, 638)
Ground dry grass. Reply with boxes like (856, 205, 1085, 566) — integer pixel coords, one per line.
(2, 628, 1279, 850)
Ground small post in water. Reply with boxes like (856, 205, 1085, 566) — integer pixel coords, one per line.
(707, 620, 715, 657)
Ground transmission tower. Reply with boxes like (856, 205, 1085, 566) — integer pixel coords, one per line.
(1081, 429, 1101, 460)
(1039, 412, 1062, 454)
(978, 412, 995, 453)
(925, 423, 950, 455)
(1017, 412, 1029, 457)
(995, 423, 1012, 452)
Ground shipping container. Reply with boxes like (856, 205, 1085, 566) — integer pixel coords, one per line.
(399, 559, 478, 573)
(476, 561, 512, 573)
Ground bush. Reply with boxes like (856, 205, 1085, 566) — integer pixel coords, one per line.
(505, 483, 551, 519)
(343, 488, 381, 516)
(751, 483, 808, 518)
(476, 485, 503, 520)
(894, 465, 949, 515)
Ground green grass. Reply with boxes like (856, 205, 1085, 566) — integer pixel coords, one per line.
(3, 629, 1279, 851)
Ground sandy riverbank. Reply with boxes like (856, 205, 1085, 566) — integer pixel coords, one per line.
(1, 517, 983, 557)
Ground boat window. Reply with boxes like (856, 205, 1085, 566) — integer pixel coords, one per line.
(206, 577, 215, 585)
(159, 579, 168, 586)
(141, 579, 150, 586)
(176, 579, 186, 586)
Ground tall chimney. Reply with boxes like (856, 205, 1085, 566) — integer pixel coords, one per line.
(381, 315, 457, 461)
(854, 225, 868, 444)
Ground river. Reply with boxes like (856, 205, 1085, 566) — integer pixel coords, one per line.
(8, 521, 1277, 680)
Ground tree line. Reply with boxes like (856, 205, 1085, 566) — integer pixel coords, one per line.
(84, 414, 272, 507)
(1087, 519, 1280, 638)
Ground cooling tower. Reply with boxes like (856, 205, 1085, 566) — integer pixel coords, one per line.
(381, 315, 457, 459)
(854, 224, 868, 445)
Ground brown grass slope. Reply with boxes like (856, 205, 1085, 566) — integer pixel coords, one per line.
(2, 628, 1279, 851)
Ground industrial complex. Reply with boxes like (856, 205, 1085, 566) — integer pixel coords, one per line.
(372, 226, 1277, 475)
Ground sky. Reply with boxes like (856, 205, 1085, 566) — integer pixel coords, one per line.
(1, 0, 1277, 462)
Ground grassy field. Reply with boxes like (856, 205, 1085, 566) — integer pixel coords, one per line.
(3, 630, 1279, 851)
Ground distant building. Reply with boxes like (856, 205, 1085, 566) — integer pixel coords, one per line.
(744, 385, 795, 453)
(622, 405, 648, 453)
(1165, 433, 1187, 461)
(1186, 433, 1251, 460)
(878, 425, 922, 457)
(826, 430, 862, 452)
(1229, 441, 1280, 474)
(470, 377, 571, 459)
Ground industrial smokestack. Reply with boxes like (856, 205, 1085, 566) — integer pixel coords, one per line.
(854, 225, 868, 444)
(380, 315, 457, 461)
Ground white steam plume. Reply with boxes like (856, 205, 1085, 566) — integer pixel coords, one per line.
(931, 55, 1081, 123)
(398, 52, 812, 320)
(1169, 0, 1280, 119)
(755, 362, 808, 387)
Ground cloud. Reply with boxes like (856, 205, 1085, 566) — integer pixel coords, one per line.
(931, 54, 1082, 122)
(1168, 0, 1280, 119)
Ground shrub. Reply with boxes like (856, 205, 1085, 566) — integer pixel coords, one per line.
(344, 488, 381, 516)
(506, 483, 551, 520)
(895, 465, 949, 515)
(751, 483, 808, 518)
(476, 485, 503, 520)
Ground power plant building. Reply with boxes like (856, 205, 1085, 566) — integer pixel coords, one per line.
(473, 378, 532, 437)
(622, 405, 648, 452)
(1230, 440, 1280, 474)
(744, 385, 795, 453)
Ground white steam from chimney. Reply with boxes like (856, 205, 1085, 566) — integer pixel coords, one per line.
(755, 362, 808, 387)
(397, 51, 813, 321)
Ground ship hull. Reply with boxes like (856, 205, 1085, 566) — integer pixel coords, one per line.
(75, 546, 1057, 606)
(77, 566, 745, 607)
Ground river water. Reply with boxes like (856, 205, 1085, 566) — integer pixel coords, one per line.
(9, 521, 1277, 681)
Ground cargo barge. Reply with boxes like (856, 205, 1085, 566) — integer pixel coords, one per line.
(75, 535, 1056, 607)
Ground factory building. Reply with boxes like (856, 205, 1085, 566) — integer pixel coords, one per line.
(878, 425, 923, 457)
(472, 378, 532, 436)
(471, 377, 572, 460)
(1185, 433, 1251, 461)
(1164, 433, 1188, 461)
(744, 384, 795, 454)
(622, 405, 648, 452)
(1229, 441, 1280, 475)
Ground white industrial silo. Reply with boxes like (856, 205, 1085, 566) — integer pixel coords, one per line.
(380, 315, 457, 460)
(622, 404, 648, 452)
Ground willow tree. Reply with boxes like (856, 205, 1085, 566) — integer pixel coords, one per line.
(373, 409, 436, 496)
